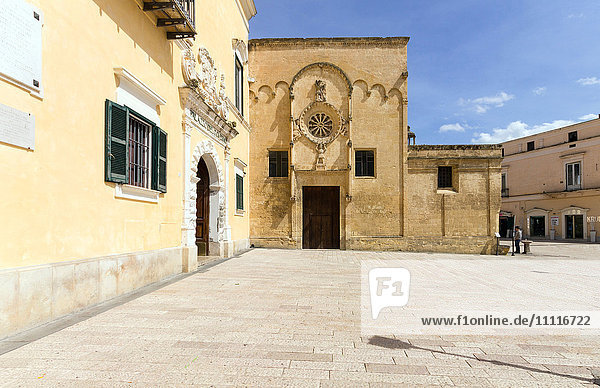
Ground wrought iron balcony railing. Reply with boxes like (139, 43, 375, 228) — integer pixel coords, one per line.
(143, 0, 196, 39)
(176, 0, 195, 26)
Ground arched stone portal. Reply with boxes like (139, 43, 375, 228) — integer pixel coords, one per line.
(183, 140, 226, 259)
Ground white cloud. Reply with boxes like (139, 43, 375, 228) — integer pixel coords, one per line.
(568, 13, 584, 19)
(532, 87, 546, 95)
(439, 123, 466, 133)
(577, 77, 600, 86)
(471, 119, 575, 144)
(459, 92, 514, 114)
(579, 113, 598, 121)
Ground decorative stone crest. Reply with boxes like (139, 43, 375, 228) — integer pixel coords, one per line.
(182, 47, 229, 120)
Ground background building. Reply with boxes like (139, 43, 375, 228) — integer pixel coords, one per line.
(500, 117, 600, 242)
(0, 0, 255, 340)
(248, 38, 502, 254)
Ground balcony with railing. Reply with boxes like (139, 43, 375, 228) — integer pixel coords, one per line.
(143, 0, 196, 39)
(501, 188, 509, 197)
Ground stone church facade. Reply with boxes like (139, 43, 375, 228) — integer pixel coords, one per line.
(248, 38, 502, 254)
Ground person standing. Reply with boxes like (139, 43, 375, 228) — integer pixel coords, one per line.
(514, 226, 522, 254)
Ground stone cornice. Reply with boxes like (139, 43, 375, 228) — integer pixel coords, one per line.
(249, 37, 410, 50)
(235, 0, 257, 31)
(238, 0, 257, 21)
(114, 67, 166, 106)
(409, 144, 503, 150)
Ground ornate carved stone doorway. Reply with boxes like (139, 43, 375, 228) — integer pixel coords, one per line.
(183, 141, 226, 259)
(196, 158, 210, 255)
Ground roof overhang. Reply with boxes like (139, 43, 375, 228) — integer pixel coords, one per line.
(239, 0, 257, 21)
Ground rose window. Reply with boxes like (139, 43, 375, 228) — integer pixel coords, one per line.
(308, 113, 333, 138)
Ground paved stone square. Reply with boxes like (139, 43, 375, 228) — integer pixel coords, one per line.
(1, 245, 600, 387)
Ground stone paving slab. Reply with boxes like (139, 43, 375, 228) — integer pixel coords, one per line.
(1, 247, 600, 387)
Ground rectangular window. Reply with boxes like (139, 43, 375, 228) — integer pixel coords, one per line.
(269, 151, 288, 177)
(437, 166, 453, 189)
(501, 173, 508, 197)
(566, 162, 581, 191)
(355, 150, 375, 177)
(234, 57, 243, 116)
(105, 100, 167, 193)
(236, 174, 244, 210)
(128, 114, 151, 189)
(527, 141, 535, 151)
(568, 131, 578, 142)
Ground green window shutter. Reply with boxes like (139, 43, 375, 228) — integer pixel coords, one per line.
(158, 129, 167, 193)
(151, 126, 168, 193)
(236, 174, 244, 210)
(105, 100, 129, 183)
(151, 125, 159, 191)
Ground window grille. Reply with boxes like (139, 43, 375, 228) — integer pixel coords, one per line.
(437, 166, 453, 188)
(128, 115, 151, 188)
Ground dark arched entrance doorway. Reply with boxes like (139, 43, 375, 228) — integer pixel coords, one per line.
(196, 158, 210, 256)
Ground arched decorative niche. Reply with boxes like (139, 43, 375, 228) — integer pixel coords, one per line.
(290, 62, 352, 99)
(289, 63, 351, 169)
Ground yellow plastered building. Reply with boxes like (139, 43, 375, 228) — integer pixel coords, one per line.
(0, 0, 256, 339)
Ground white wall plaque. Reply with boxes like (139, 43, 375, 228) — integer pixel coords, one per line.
(0, 0, 43, 97)
(0, 103, 35, 150)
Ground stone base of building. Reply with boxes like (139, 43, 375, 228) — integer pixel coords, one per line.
(0, 247, 183, 341)
(231, 238, 251, 255)
(347, 236, 497, 254)
(182, 245, 198, 272)
(250, 237, 299, 249)
(196, 238, 251, 261)
(185, 239, 251, 269)
(251, 236, 497, 255)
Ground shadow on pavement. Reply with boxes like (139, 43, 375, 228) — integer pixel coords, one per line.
(368, 335, 598, 385)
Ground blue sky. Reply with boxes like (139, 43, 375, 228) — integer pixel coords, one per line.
(249, 1, 600, 144)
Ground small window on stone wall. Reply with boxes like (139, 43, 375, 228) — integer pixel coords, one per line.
(568, 131, 578, 142)
(437, 166, 453, 189)
(355, 150, 375, 177)
(269, 150, 288, 177)
(527, 141, 535, 151)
